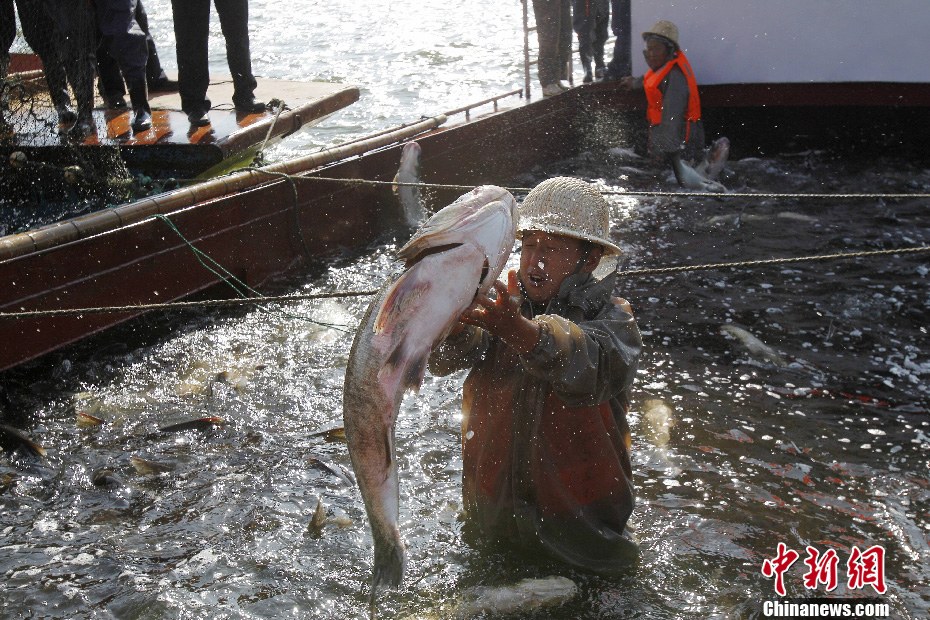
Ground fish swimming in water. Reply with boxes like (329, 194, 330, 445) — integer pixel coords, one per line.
(130, 455, 175, 475)
(453, 576, 578, 619)
(0, 424, 45, 457)
(671, 156, 726, 192)
(343, 185, 517, 613)
(696, 136, 730, 181)
(393, 141, 426, 226)
(76, 411, 105, 428)
(157, 416, 225, 434)
(720, 324, 788, 368)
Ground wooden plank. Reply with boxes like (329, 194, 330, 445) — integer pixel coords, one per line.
(3, 69, 359, 175)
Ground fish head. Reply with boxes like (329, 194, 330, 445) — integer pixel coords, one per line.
(396, 185, 516, 283)
(709, 137, 730, 165)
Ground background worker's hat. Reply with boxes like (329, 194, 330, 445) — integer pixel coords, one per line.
(642, 20, 679, 48)
(517, 177, 622, 256)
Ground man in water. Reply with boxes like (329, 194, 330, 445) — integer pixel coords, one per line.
(618, 20, 720, 187)
(429, 176, 642, 573)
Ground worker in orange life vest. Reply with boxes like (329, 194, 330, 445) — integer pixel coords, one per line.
(619, 20, 708, 183)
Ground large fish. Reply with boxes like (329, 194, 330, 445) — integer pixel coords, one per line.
(671, 156, 726, 192)
(392, 141, 426, 226)
(696, 136, 730, 181)
(343, 185, 517, 610)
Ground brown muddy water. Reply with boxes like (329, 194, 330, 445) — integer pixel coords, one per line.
(1, 150, 928, 619)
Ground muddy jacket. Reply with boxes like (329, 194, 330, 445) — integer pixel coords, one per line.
(428, 272, 642, 573)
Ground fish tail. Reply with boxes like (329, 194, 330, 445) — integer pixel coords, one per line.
(370, 532, 406, 598)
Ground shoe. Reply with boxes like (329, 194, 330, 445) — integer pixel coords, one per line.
(187, 111, 211, 127)
(132, 109, 152, 133)
(67, 115, 94, 140)
(595, 66, 606, 80)
(56, 104, 77, 124)
(583, 71, 594, 84)
(600, 68, 622, 82)
(558, 81, 572, 91)
(149, 77, 178, 92)
(541, 83, 562, 97)
(233, 97, 266, 114)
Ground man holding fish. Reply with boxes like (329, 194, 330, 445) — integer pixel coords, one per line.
(344, 178, 641, 612)
(430, 176, 642, 573)
(619, 20, 729, 191)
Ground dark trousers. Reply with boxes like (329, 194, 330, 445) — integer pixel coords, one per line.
(606, 0, 631, 76)
(532, 0, 572, 87)
(97, 0, 167, 98)
(46, 0, 97, 117)
(170, 0, 257, 114)
(572, 0, 608, 72)
(96, 0, 147, 87)
(2, 0, 72, 109)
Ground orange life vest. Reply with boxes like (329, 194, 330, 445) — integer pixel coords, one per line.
(643, 51, 701, 131)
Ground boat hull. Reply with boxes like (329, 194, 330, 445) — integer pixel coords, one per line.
(1, 81, 929, 372)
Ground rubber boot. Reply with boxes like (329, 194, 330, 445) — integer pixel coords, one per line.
(128, 80, 152, 133)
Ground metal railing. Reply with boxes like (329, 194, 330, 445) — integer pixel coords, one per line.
(443, 89, 525, 121)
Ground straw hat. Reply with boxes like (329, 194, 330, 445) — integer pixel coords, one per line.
(517, 177, 622, 256)
(642, 20, 679, 48)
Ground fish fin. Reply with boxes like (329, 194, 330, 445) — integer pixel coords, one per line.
(379, 339, 429, 395)
(372, 269, 429, 334)
(402, 352, 429, 394)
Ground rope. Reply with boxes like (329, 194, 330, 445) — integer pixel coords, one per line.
(155, 214, 351, 331)
(256, 100, 286, 157)
(621, 245, 930, 277)
(244, 167, 312, 258)
(275, 175, 930, 200)
(2, 245, 926, 320)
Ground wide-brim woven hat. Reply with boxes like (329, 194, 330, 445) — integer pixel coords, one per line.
(642, 20, 679, 48)
(516, 177, 622, 256)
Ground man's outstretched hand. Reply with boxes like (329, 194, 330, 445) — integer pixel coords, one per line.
(459, 270, 541, 355)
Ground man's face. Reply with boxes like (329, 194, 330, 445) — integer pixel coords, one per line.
(643, 37, 671, 72)
(518, 231, 592, 305)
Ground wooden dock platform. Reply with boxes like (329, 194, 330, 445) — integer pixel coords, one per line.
(3, 62, 359, 177)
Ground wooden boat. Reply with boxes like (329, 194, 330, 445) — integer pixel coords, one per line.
(1, 1, 929, 373)
(3, 56, 359, 178)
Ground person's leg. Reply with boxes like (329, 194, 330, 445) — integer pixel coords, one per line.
(96, 37, 128, 108)
(134, 0, 172, 89)
(2, 1, 17, 80)
(571, 0, 593, 83)
(47, 0, 97, 136)
(605, 0, 630, 79)
(532, 0, 559, 91)
(556, 0, 572, 84)
(592, 0, 609, 75)
(98, 0, 150, 131)
(214, 0, 262, 111)
(171, 0, 211, 121)
(18, 0, 76, 118)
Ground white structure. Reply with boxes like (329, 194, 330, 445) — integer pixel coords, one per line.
(631, 1, 930, 84)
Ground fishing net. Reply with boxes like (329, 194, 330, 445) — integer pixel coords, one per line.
(1, 6, 135, 237)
